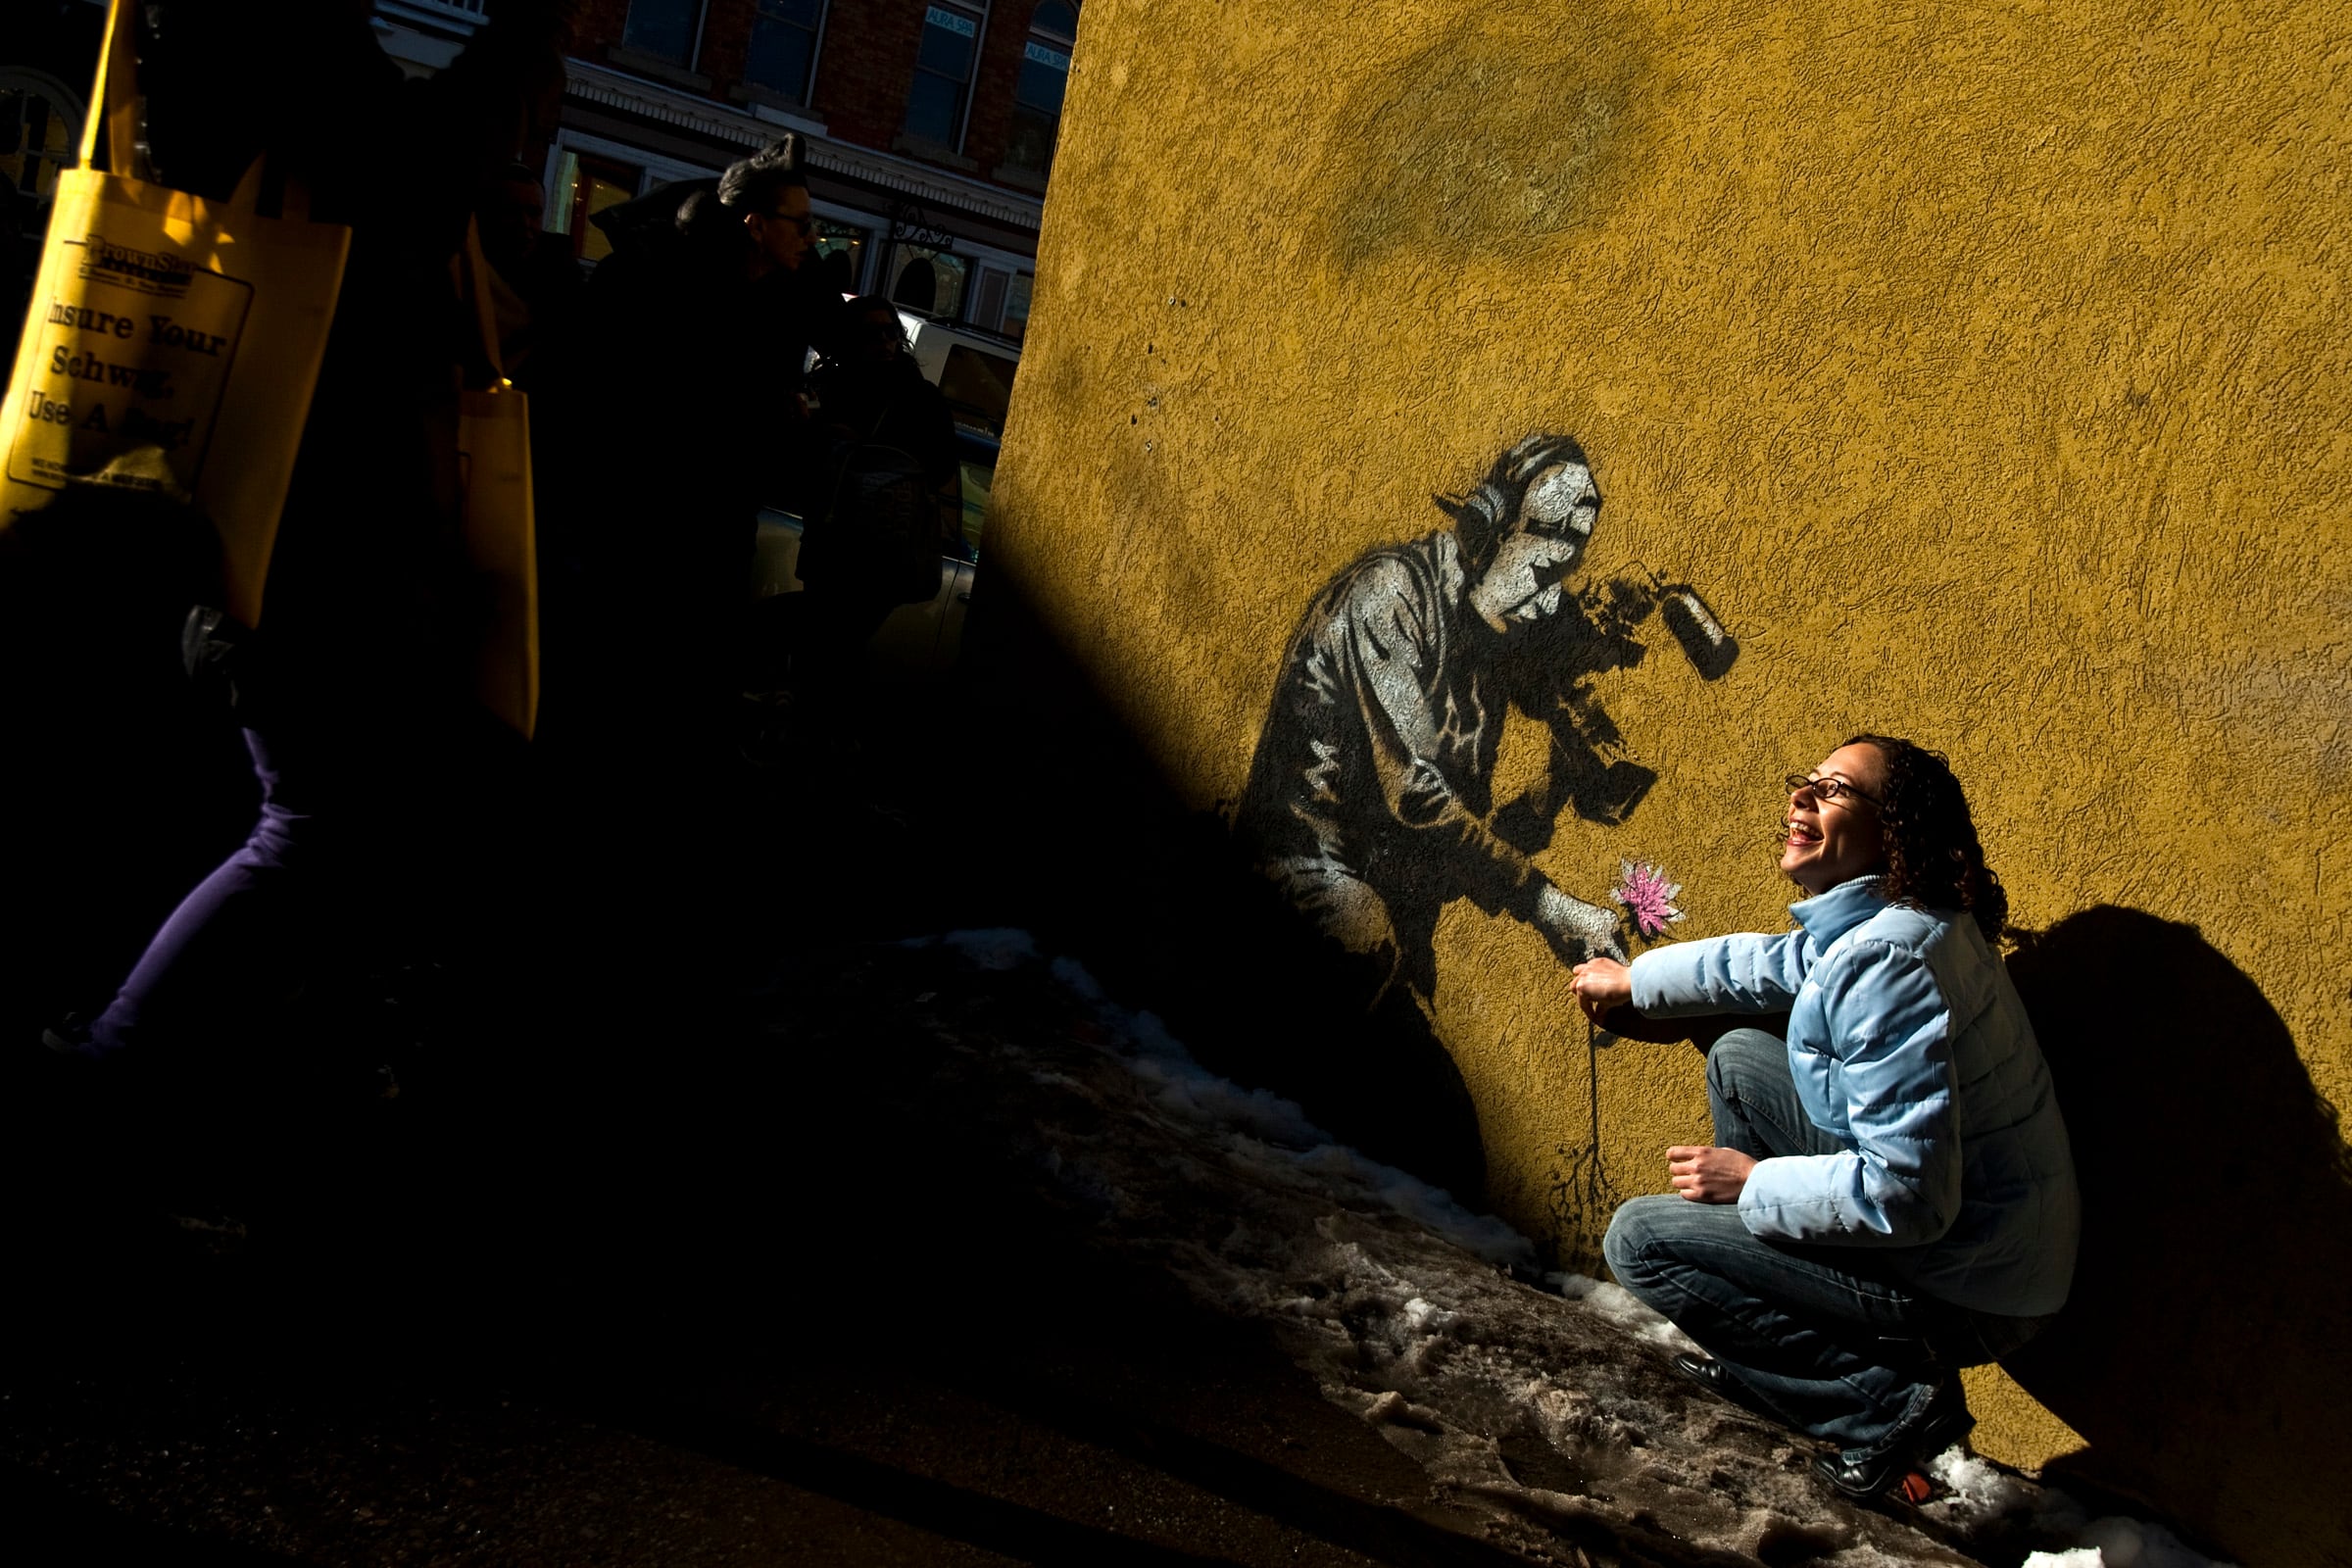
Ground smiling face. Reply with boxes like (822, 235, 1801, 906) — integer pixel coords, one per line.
(1780, 742, 1889, 895)
(1466, 461, 1600, 634)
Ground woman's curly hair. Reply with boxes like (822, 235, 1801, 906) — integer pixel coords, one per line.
(1844, 734, 2010, 942)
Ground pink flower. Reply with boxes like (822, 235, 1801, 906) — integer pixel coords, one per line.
(1612, 858, 1685, 940)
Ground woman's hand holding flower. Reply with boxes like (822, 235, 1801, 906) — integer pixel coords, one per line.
(1569, 956, 1632, 1021)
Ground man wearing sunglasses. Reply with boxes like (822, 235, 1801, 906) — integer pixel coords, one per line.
(730, 161, 816, 279)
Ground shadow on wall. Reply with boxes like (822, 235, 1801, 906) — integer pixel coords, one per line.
(958, 566, 1504, 1209)
(2004, 906, 2352, 1568)
(967, 434, 1744, 1226)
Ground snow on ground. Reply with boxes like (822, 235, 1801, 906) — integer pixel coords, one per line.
(920, 930, 2235, 1568)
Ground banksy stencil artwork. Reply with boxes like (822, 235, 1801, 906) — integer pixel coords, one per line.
(1230, 432, 1735, 1209)
(1237, 432, 1735, 1013)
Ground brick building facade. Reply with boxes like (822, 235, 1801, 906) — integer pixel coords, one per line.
(376, 0, 1078, 341)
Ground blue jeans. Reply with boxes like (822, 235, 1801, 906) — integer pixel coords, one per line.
(1602, 1029, 2045, 1456)
(85, 671, 498, 1060)
(87, 725, 325, 1057)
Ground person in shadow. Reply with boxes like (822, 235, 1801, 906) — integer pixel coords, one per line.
(529, 137, 824, 758)
(33, 0, 573, 1072)
(473, 159, 581, 383)
(755, 295, 957, 734)
(1573, 737, 2080, 1501)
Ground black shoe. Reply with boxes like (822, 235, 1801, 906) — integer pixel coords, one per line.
(23, 1014, 125, 1100)
(1670, 1353, 1781, 1420)
(1812, 1379, 1976, 1500)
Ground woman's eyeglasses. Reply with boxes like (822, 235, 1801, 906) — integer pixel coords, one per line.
(1784, 773, 1880, 809)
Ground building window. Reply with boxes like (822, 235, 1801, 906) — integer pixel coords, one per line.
(969, 265, 1011, 332)
(810, 217, 869, 295)
(622, 0, 709, 67)
(1, 77, 77, 206)
(888, 243, 968, 319)
(2, 74, 79, 341)
(903, 2, 986, 151)
(547, 150, 644, 265)
(745, 0, 826, 104)
(1001, 272, 1033, 341)
(1004, 2, 1074, 176)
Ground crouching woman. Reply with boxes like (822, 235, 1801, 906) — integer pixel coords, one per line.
(1569, 735, 2078, 1499)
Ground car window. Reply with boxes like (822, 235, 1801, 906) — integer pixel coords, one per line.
(938, 344, 1017, 437)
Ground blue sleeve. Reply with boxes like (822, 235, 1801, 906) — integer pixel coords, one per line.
(1628, 931, 1810, 1016)
(1738, 940, 1961, 1248)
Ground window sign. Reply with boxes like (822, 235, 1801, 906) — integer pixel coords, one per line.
(1004, 2, 1076, 175)
(904, 2, 985, 150)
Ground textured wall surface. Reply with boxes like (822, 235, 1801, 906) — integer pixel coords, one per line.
(987, 4, 2351, 1561)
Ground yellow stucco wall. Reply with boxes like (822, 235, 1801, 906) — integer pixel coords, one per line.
(987, 4, 2351, 1561)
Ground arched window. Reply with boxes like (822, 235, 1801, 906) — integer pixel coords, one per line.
(1, 69, 81, 203)
(892, 256, 939, 310)
(888, 244, 968, 318)
(2, 69, 83, 336)
(1003, 2, 1076, 177)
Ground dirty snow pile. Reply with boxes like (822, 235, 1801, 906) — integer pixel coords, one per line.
(921, 930, 2235, 1568)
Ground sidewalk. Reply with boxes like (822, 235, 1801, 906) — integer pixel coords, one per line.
(0, 695, 2200, 1567)
(0, 943, 1553, 1567)
(9, 916, 2149, 1567)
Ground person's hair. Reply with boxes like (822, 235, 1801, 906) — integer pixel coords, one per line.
(717, 137, 806, 213)
(674, 186, 736, 244)
(818, 295, 908, 362)
(1845, 733, 2010, 941)
(1436, 432, 1590, 576)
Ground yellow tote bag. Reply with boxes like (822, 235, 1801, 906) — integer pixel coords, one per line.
(457, 222, 539, 738)
(0, 0, 350, 627)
